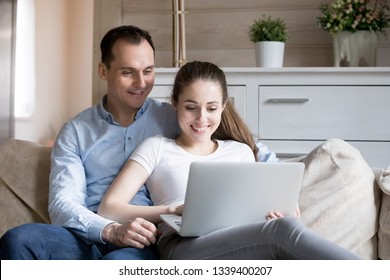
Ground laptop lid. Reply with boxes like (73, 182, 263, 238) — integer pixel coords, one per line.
(161, 161, 304, 237)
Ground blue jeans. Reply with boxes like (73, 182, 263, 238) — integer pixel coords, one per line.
(0, 223, 158, 260)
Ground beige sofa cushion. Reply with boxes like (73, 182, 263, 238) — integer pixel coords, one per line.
(298, 138, 380, 260)
(377, 166, 390, 259)
(0, 139, 51, 236)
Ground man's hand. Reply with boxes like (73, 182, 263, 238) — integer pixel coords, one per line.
(102, 217, 159, 248)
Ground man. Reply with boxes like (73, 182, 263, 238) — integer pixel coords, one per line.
(0, 25, 179, 259)
(0, 25, 277, 259)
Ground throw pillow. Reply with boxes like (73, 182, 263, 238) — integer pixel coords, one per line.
(298, 138, 380, 259)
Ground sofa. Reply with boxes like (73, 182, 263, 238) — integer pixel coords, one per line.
(0, 138, 389, 259)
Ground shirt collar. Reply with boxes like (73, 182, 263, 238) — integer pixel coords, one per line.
(98, 95, 150, 125)
(135, 98, 149, 120)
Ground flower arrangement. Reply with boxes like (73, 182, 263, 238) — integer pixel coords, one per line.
(317, 0, 390, 35)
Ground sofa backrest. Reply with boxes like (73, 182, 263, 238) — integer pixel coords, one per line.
(0, 139, 51, 236)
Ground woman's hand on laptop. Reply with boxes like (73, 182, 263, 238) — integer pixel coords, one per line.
(168, 204, 184, 215)
(266, 211, 284, 220)
(295, 204, 301, 218)
(266, 204, 300, 220)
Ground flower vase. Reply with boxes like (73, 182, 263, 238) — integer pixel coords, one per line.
(332, 31, 378, 67)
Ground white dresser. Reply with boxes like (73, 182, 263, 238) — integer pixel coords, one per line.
(152, 67, 390, 168)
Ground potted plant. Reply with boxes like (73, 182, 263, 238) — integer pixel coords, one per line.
(316, 0, 390, 66)
(248, 14, 288, 67)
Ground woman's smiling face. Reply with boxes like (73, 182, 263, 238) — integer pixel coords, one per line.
(174, 79, 225, 145)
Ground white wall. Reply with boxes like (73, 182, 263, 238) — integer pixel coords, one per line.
(68, 0, 94, 119)
(14, 0, 94, 145)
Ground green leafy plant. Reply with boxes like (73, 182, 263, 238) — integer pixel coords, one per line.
(249, 15, 288, 42)
(317, 0, 390, 36)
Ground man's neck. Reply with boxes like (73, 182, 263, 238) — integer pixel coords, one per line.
(104, 100, 138, 127)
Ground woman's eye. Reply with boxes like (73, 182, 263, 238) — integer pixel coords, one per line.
(208, 107, 218, 112)
(185, 106, 196, 110)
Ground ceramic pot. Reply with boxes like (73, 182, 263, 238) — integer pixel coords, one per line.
(254, 41, 285, 67)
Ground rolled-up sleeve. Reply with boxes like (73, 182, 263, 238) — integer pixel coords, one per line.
(256, 140, 279, 163)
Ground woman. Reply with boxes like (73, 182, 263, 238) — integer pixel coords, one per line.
(98, 61, 360, 260)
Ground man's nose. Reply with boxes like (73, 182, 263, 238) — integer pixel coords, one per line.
(134, 73, 146, 88)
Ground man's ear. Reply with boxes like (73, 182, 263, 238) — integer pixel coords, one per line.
(171, 100, 178, 110)
(171, 96, 177, 111)
(98, 62, 107, 80)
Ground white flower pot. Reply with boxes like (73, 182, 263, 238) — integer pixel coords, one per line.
(254, 41, 285, 68)
(333, 31, 378, 67)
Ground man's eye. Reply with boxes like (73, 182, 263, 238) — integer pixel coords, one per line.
(144, 69, 153, 75)
(122, 71, 133, 76)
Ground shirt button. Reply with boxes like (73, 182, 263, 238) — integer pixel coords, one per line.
(127, 137, 131, 141)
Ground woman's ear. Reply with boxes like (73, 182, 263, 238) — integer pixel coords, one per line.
(222, 100, 227, 111)
(98, 62, 107, 80)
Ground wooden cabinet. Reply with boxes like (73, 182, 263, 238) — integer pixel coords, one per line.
(258, 86, 390, 141)
(154, 67, 390, 168)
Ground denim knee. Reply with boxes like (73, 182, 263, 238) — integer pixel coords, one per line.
(0, 224, 40, 259)
(103, 245, 159, 260)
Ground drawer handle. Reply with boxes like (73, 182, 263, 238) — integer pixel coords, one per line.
(266, 98, 309, 104)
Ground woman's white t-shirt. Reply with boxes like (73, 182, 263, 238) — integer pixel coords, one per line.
(130, 136, 255, 206)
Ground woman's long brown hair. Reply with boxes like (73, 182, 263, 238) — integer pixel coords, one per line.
(171, 61, 258, 160)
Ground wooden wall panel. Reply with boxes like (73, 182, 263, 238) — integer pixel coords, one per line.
(154, 47, 334, 67)
(120, 0, 390, 67)
(122, 0, 319, 12)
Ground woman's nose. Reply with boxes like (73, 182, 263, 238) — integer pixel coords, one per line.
(196, 108, 207, 122)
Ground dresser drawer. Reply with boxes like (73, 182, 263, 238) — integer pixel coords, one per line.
(258, 86, 390, 141)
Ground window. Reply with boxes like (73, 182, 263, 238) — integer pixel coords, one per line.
(14, 0, 35, 119)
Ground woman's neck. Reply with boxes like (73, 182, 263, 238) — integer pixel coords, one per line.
(175, 136, 218, 156)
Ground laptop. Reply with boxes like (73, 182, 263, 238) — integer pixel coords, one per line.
(160, 161, 305, 237)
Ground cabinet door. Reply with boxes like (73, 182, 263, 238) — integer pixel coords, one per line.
(258, 86, 390, 141)
(151, 85, 247, 121)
